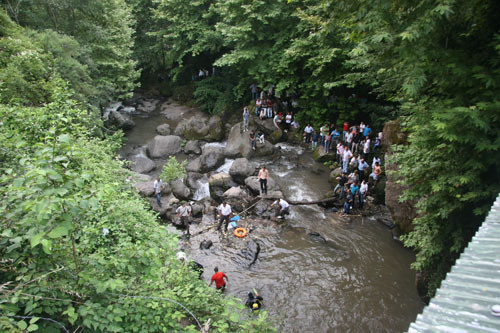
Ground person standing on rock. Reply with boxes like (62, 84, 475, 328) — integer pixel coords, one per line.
(242, 106, 250, 132)
(176, 201, 192, 236)
(216, 202, 232, 233)
(359, 180, 368, 209)
(210, 267, 228, 291)
(153, 177, 163, 207)
(258, 166, 269, 195)
(304, 123, 314, 143)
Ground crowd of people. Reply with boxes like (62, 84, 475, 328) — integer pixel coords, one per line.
(166, 85, 386, 312)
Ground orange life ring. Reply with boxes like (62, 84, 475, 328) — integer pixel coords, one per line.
(234, 228, 248, 238)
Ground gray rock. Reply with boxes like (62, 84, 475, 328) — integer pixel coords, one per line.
(308, 232, 326, 243)
(224, 186, 244, 198)
(191, 202, 204, 217)
(206, 115, 224, 141)
(208, 173, 236, 202)
(329, 168, 342, 183)
(224, 123, 253, 158)
(200, 145, 225, 172)
(184, 140, 201, 155)
(131, 156, 156, 174)
(254, 117, 278, 135)
(108, 110, 135, 130)
(229, 158, 256, 183)
(255, 140, 276, 156)
(147, 135, 182, 158)
(135, 180, 171, 197)
(181, 116, 210, 140)
(156, 123, 171, 135)
(186, 172, 204, 189)
(208, 173, 233, 189)
(171, 179, 191, 200)
(312, 147, 336, 162)
(199, 240, 213, 250)
(186, 157, 202, 173)
(137, 99, 159, 113)
(244, 176, 277, 195)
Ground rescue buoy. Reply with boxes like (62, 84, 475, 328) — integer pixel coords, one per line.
(234, 227, 248, 238)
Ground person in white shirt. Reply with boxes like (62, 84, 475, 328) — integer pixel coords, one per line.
(359, 180, 369, 208)
(342, 145, 353, 173)
(272, 199, 290, 218)
(153, 178, 163, 207)
(363, 138, 371, 156)
(176, 201, 192, 235)
(304, 124, 314, 143)
(216, 202, 232, 232)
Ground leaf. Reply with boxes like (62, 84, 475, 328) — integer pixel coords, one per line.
(27, 324, 39, 331)
(229, 312, 239, 322)
(48, 226, 69, 239)
(17, 320, 28, 330)
(41, 239, 52, 254)
(30, 233, 44, 248)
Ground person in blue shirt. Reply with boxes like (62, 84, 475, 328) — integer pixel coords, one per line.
(350, 182, 360, 207)
(363, 124, 372, 137)
(331, 128, 340, 144)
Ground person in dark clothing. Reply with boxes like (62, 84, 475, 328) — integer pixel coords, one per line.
(334, 172, 348, 199)
(343, 188, 354, 215)
(245, 292, 264, 311)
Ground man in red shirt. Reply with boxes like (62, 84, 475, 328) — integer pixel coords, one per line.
(209, 267, 228, 290)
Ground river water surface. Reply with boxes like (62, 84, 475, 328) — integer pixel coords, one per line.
(121, 105, 424, 332)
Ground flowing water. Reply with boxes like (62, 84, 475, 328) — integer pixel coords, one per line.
(120, 104, 424, 332)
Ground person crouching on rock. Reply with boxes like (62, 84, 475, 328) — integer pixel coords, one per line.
(272, 198, 290, 219)
(216, 201, 232, 233)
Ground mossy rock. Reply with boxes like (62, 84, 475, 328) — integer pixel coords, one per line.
(312, 147, 336, 162)
(268, 129, 283, 144)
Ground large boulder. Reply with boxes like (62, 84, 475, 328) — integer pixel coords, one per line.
(136, 98, 159, 113)
(186, 172, 204, 190)
(312, 147, 336, 162)
(229, 158, 257, 183)
(186, 157, 202, 173)
(178, 116, 210, 139)
(147, 135, 182, 158)
(382, 119, 408, 150)
(206, 115, 224, 141)
(328, 168, 342, 183)
(254, 118, 278, 135)
(108, 110, 135, 130)
(131, 156, 156, 174)
(156, 123, 171, 136)
(224, 123, 253, 158)
(224, 186, 244, 198)
(244, 176, 278, 195)
(209, 173, 237, 202)
(184, 140, 201, 155)
(200, 145, 225, 172)
(136, 180, 171, 197)
(255, 140, 276, 156)
(171, 179, 191, 200)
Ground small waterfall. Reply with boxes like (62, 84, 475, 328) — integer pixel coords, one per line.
(216, 158, 234, 173)
(193, 177, 210, 200)
(203, 141, 227, 148)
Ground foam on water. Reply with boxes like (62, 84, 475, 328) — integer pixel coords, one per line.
(192, 178, 210, 200)
(216, 158, 234, 173)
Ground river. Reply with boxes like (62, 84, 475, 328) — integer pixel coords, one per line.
(120, 102, 424, 332)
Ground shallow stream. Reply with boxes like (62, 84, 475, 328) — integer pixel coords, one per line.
(121, 104, 424, 332)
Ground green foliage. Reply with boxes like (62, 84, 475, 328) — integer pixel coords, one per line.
(160, 156, 187, 184)
(4, 0, 140, 105)
(194, 75, 236, 114)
